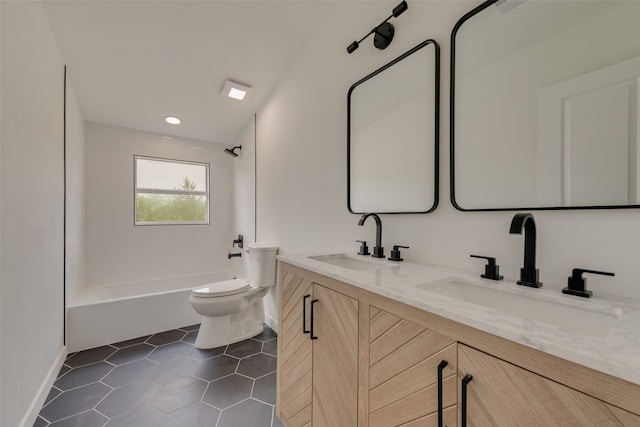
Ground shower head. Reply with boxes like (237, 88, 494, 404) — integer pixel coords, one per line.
(224, 145, 242, 157)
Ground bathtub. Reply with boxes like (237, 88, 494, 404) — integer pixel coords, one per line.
(67, 271, 234, 352)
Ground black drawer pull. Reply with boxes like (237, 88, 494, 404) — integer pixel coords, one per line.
(310, 299, 319, 340)
(302, 294, 311, 334)
(461, 374, 473, 427)
(437, 360, 448, 427)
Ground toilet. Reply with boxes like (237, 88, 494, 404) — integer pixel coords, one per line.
(189, 243, 278, 349)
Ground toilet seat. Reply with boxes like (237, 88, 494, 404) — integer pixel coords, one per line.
(192, 279, 252, 298)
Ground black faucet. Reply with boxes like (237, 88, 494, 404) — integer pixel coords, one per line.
(358, 213, 384, 258)
(509, 213, 542, 288)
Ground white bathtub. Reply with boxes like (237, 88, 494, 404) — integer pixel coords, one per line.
(67, 271, 234, 352)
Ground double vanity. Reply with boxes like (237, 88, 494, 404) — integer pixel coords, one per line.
(275, 252, 640, 426)
(284, 0, 640, 425)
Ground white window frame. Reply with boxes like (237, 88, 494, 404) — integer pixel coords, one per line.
(134, 155, 210, 226)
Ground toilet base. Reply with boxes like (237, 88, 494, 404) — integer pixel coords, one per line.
(193, 291, 267, 349)
(194, 316, 264, 349)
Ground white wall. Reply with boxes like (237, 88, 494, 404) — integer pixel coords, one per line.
(1, 2, 69, 426)
(233, 115, 256, 246)
(255, 0, 640, 336)
(231, 115, 282, 328)
(1, 1, 3, 420)
(84, 122, 235, 290)
(65, 77, 86, 303)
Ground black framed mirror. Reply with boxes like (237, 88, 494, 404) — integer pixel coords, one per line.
(451, 0, 640, 211)
(348, 39, 440, 214)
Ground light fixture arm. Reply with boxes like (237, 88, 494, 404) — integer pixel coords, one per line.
(347, 1, 408, 54)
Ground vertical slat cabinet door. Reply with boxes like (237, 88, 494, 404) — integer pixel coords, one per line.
(312, 283, 359, 427)
(457, 344, 640, 427)
(369, 306, 457, 427)
(278, 271, 313, 427)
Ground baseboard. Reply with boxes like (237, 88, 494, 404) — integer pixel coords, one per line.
(265, 313, 279, 334)
(20, 346, 67, 427)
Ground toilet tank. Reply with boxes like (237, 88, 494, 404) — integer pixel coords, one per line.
(247, 243, 278, 287)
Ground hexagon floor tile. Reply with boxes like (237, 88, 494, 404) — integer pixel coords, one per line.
(253, 372, 277, 405)
(193, 354, 240, 381)
(225, 339, 263, 358)
(149, 357, 198, 385)
(202, 374, 254, 409)
(35, 324, 281, 427)
(54, 361, 114, 391)
(101, 359, 158, 388)
(262, 338, 277, 356)
(217, 398, 275, 427)
(106, 343, 155, 365)
(237, 353, 277, 379)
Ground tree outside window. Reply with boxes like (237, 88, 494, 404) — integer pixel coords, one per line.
(134, 156, 209, 225)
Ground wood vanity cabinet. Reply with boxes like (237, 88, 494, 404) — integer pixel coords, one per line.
(276, 262, 640, 427)
(457, 344, 640, 427)
(368, 306, 457, 427)
(277, 269, 358, 427)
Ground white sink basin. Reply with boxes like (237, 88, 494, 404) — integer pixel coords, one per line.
(308, 254, 383, 271)
(419, 279, 620, 338)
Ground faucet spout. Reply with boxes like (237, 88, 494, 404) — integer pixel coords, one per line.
(358, 213, 384, 258)
(509, 213, 542, 288)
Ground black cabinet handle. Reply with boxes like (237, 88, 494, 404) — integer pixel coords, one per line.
(310, 299, 319, 340)
(461, 374, 473, 427)
(302, 295, 310, 334)
(437, 360, 448, 427)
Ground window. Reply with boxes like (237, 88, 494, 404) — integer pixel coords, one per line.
(134, 156, 209, 225)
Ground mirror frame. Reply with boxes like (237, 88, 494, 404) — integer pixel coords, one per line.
(450, 0, 640, 211)
(348, 39, 440, 214)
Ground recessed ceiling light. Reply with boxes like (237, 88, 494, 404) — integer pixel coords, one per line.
(165, 116, 181, 125)
(222, 80, 252, 101)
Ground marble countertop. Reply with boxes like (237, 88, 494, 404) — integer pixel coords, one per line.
(278, 251, 640, 386)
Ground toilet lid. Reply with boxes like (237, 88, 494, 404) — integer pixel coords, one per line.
(192, 279, 252, 297)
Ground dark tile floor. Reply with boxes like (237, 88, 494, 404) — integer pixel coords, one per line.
(34, 325, 283, 427)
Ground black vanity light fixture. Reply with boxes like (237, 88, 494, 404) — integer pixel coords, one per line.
(347, 1, 409, 54)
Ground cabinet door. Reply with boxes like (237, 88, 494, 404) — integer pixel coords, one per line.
(278, 272, 313, 427)
(458, 344, 640, 427)
(369, 306, 457, 427)
(312, 283, 359, 427)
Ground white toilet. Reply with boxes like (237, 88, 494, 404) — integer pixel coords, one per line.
(189, 243, 278, 349)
